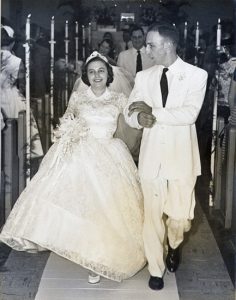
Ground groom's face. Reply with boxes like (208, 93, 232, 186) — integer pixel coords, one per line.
(146, 31, 167, 65)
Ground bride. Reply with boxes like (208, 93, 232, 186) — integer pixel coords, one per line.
(72, 46, 142, 165)
(0, 51, 146, 283)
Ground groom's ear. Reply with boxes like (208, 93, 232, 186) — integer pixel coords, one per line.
(164, 40, 173, 52)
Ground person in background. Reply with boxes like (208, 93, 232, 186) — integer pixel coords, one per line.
(53, 0, 79, 122)
(13, 22, 50, 153)
(125, 22, 208, 291)
(118, 29, 133, 53)
(0, 51, 145, 285)
(117, 25, 154, 165)
(228, 67, 236, 110)
(98, 38, 117, 66)
(1, 25, 25, 118)
(14, 23, 50, 100)
(54, 0, 77, 63)
(1, 25, 43, 159)
(117, 25, 154, 81)
(102, 31, 113, 42)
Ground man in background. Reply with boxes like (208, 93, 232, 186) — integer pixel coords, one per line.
(117, 25, 154, 81)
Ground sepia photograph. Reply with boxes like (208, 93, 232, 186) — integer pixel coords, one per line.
(0, 0, 235, 299)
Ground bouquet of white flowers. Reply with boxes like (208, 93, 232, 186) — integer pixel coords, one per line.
(50, 113, 89, 169)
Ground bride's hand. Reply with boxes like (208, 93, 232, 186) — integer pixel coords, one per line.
(137, 111, 156, 128)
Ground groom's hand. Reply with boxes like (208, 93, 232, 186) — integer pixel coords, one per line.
(128, 101, 152, 116)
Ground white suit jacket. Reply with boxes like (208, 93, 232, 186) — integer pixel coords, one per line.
(117, 47, 154, 79)
(124, 57, 208, 180)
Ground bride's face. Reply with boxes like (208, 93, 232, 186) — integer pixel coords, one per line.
(87, 60, 108, 89)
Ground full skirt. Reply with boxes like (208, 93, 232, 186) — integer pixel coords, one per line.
(0, 136, 145, 281)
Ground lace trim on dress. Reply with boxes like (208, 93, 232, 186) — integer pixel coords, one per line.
(67, 89, 128, 114)
(1, 237, 146, 282)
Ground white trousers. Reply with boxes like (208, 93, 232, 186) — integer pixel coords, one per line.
(141, 176, 197, 277)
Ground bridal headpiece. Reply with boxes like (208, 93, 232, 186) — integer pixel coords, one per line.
(85, 51, 108, 65)
(1, 25, 15, 38)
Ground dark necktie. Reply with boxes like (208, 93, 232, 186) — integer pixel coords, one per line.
(125, 42, 128, 50)
(136, 50, 142, 73)
(160, 68, 169, 107)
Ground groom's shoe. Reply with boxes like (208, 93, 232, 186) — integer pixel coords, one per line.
(148, 276, 164, 290)
(166, 245, 180, 272)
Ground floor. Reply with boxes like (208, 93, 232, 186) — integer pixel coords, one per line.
(0, 200, 235, 300)
(35, 254, 179, 300)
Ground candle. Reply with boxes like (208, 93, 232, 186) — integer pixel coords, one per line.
(26, 14, 31, 40)
(51, 16, 54, 40)
(75, 22, 79, 64)
(216, 18, 221, 50)
(75, 21, 78, 35)
(184, 21, 188, 42)
(195, 21, 199, 48)
(25, 14, 31, 182)
(88, 22, 91, 45)
(82, 25, 85, 60)
(65, 20, 68, 38)
(82, 25, 85, 42)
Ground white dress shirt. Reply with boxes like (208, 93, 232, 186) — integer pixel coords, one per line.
(117, 46, 154, 79)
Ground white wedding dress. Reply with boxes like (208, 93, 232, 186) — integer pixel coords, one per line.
(0, 88, 146, 281)
(72, 66, 142, 162)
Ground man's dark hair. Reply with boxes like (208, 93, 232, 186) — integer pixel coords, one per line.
(81, 57, 114, 87)
(148, 22, 179, 47)
(130, 25, 145, 36)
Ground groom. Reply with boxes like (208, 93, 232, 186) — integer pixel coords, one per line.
(125, 22, 208, 290)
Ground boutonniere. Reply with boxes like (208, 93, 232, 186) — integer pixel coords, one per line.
(178, 73, 186, 81)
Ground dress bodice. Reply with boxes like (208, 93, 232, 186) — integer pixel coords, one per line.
(65, 88, 127, 139)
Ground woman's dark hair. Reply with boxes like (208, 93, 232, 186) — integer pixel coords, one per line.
(81, 57, 114, 87)
(1, 28, 15, 46)
(99, 38, 115, 59)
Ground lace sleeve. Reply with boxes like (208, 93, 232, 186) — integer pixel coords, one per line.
(53, 91, 79, 140)
(63, 91, 79, 119)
